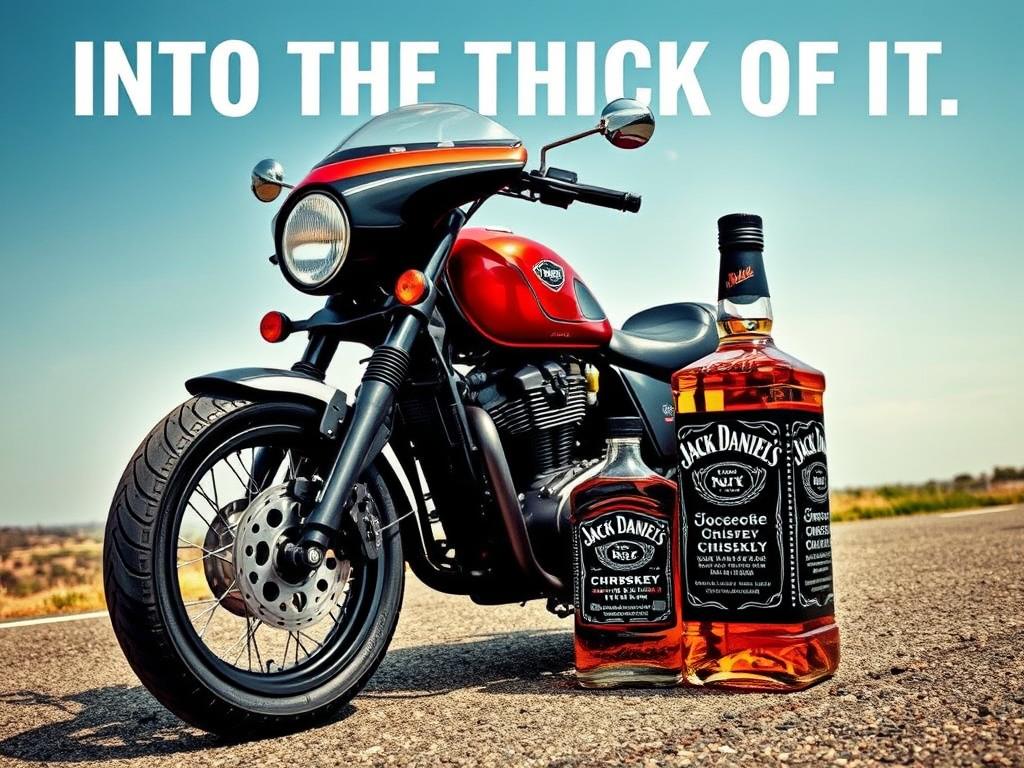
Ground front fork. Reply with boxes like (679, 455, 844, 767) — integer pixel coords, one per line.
(280, 210, 465, 572)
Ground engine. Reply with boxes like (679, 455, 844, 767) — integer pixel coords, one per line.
(468, 360, 589, 486)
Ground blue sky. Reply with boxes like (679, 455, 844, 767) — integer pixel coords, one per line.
(1, 1, 1021, 524)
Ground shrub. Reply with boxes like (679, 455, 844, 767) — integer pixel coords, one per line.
(46, 592, 85, 611)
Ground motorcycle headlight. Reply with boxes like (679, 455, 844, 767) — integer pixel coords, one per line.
(281, 192, 350, 289)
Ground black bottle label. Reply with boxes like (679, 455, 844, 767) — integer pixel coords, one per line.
(573, 510, 675, 625)
(676, 410, 835, 623)
(718, 248, 770, 303)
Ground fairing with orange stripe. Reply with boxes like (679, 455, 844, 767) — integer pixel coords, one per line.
(292, 144, 527, 230)
(273, 142, 526, 291)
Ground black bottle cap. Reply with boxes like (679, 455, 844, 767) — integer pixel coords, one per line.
(606, 416, 644, 438)
(718, 213, 764, 251)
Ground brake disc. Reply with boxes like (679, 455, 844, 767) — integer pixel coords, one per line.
(233, 484, 351, 630)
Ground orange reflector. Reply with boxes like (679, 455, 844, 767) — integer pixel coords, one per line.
(260, 311, 290, 343)
(395, 269, 428, 305)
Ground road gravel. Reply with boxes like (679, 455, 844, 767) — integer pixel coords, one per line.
(0, 506, 1022, 767)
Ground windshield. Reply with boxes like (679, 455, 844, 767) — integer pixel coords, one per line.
(334, 104, 519, 152)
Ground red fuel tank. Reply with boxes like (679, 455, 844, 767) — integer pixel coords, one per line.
(446, 227, 612, 348)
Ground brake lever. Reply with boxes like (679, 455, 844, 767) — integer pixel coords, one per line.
(530, 169, 576, 209)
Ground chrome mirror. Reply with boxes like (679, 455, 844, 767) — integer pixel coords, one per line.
(251, 159, 292, 203)
(537, 98, 656, 173)
(600, 98, 655, 149)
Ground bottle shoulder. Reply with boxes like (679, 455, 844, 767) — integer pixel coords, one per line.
(570, 474, 677, 522)
(673, 337, 824, 383)
(672, 337, 825, 412)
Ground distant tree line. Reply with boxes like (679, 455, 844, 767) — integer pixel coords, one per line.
(951, 466, 1024, 489)
(837, 466, 1024, 496)
(991, 466, 1024, 481)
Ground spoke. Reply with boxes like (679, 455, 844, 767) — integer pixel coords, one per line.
(239, 449, 258, 491)
(246, 616, 253, 671)
(282, 631, 292, 669)
(225, 452, 257, 501)
(297, 630, 324, 651)
(227, 616, 263, 665)
(189, 578, 236, 622)
(330, 599, 348, 623)
(192, 482, 235, 537)
(294, 632, 311, 659)
(250, 447, 260, 488)
(194, 483, 219, 513)
(177, 536, 225, 556)
(224, 625, 249, 661)
(191, 601, 222, 624)
(251, 620, 264, 671)
(182, 597, 221, 607)
(176, 542, 232, 569)
(185, 500, 216, 531)
(211, 469, 221, 512)
(198, 601, 220, 640)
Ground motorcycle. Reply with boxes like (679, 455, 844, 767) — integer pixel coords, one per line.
(103, 98, 719, 735)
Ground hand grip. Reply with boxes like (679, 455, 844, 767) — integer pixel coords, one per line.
(572, 182, 642, 213)
(527, 173, 642, 213)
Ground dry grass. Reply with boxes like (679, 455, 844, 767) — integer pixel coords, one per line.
(830, 485, 1024, 522)
(0, 581, 107, 619)
(0, 530, 105, 619)
(0, 529, 213, 620)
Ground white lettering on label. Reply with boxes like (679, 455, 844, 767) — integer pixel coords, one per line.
(580, 513, 666, 547)
(677, 423, 781, 469)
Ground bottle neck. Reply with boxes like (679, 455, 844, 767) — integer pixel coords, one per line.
(717, 247, 773, 341)
(718, 296, 774, 338)
(602, 437, 650, 478)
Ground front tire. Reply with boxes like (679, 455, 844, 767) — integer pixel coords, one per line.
(103, 397, 404, 736)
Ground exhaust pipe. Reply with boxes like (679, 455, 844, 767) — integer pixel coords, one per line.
(465, 406, 565, 594)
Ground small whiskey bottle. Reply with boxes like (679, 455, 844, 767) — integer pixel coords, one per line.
(570, 417, 682, 688)
(672, 214, 839, 691)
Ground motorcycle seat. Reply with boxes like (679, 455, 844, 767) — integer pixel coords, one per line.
(607, 302, 719, 381)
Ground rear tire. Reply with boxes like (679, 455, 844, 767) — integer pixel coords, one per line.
(103, 396, 404, 736)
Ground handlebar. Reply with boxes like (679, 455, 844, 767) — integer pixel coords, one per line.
(512, 170, 642, 213)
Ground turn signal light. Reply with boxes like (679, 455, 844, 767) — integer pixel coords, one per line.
(260, 311, 291, 343)
(395, 269, 428, 305)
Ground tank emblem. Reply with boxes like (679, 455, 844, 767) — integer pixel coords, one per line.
(533, 260, 565, 291)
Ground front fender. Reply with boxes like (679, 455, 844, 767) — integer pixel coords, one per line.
(185, 367, 348, 437)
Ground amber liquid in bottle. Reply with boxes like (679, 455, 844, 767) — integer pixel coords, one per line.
(571, 420, 682, 688)
(672, 214, 839, 691)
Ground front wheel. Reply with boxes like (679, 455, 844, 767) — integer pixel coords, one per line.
(103, 397, 404, 736)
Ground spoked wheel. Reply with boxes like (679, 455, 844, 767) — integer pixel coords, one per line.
(104, 397, 404, 736)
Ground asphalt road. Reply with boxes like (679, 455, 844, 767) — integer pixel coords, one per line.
(1, 506, 1022, 767)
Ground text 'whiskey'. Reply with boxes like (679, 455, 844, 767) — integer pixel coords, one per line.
(672, 214, 840, 691)
(571, 417, 682, 688)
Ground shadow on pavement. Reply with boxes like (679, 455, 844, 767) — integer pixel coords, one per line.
(0, 686, 219, 763)
(363, 627, 576, 698)
(0, 629, 695, 761)
(365, 627, 704, 699)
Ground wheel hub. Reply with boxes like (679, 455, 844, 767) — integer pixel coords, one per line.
(233, 484, 350, 630)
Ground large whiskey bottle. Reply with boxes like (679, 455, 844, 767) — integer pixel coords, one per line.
(570, 417, 682, 688)
(672, 214, 839, 690)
